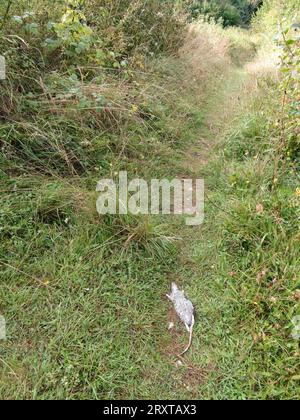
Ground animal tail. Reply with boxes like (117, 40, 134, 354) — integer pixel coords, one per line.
(180, 315, 195, 357)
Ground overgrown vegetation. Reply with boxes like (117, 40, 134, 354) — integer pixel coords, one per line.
(0, 0, 299, 400)
(189, 0, 300, 398)
(0, 0, 214, 399)
(188, 0, 263, 26)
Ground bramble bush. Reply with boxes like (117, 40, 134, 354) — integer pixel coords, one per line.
(0, 0, 186, 71)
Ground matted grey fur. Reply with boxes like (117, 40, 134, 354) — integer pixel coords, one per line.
(167, 283, 195, 356)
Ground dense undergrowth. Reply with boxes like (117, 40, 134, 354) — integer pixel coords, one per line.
(0, 1, 228, 399)
(188, 0, 263, 27)
(0, 0, 299, 400)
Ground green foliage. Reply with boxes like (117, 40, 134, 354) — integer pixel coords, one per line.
(277, 21, 300, 164)
(254, 0, 300, 167)
(82, 0, 186, 66)
(0, 0, 186, 70)
(46, 0, 94, 56)
(0, 0, 199, 396)
(208, 0, 300, 398)
(0, 0, 299, 401)
(187, 0, 263, 27)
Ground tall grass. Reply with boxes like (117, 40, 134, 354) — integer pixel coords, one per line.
(0, 0, 298, 400)
(190, 0, 300, 398)
(0, 1, 214, 399)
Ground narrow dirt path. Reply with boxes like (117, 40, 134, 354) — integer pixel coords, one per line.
(165, 65, 255, 399)
(183, 68, 247, 173)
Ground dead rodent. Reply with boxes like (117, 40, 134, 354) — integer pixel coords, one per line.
(166, 283, 195, 356)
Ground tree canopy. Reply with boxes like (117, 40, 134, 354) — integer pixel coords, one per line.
(188, 0, 263, 26)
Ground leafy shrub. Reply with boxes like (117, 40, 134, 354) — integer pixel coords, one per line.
(0, 0, 187, 71)
(46, 0, 94, 57)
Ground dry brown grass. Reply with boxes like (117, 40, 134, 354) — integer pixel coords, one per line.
(179, 20, 231, 81)
(245, 50, 280, 79)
